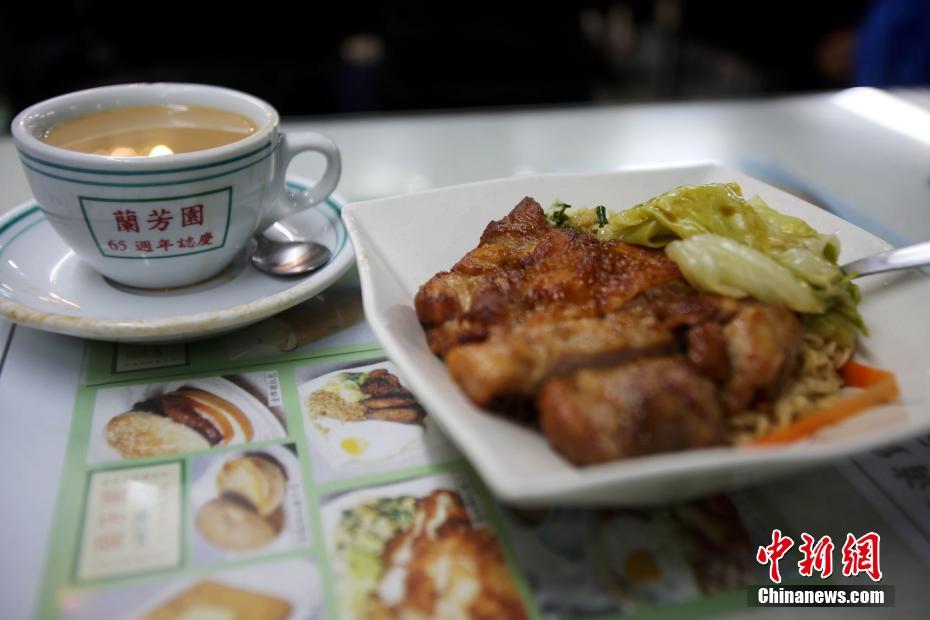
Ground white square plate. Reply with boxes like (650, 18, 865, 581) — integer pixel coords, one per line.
(342, 163, 930, 506)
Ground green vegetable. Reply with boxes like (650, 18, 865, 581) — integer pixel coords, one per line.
(320, 372, 371, 404)
(547, 200, 572, 228)
(550, 183, 865, 347)
(333, 496, 417, 616)
(342, 372, 369, 386)
(595, 205, 608, 227)
(665, 235, 824, 312)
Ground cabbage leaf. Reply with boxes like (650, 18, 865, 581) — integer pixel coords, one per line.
(548, 183, 865, 346)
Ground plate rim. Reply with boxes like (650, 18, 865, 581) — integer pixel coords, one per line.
(343, 162, 930, 504)
(0, 175, 354, 341)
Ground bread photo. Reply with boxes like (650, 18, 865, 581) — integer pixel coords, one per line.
(142, 579, 292, 620)
(196, 451, 290, 552)
(195, 497, 284, 551)
(216, 456, 286, 517)
(104, 386, 255, 459)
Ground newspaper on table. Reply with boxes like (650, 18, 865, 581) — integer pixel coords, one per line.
(36, 270, 930, 619)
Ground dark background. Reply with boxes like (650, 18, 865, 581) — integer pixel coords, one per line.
(2, 0, 927, 127)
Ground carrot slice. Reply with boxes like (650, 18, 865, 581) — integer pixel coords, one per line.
(839, 359, 894, 388)
(752, 369, 899, 446)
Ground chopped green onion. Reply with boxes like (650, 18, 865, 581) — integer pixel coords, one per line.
(595, 205, 608, 227)
(548, 201, 572, 228)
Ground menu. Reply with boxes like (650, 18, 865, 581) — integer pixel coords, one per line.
(34, 269, 930, 619)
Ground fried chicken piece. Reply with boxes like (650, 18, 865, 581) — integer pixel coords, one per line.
(686, 322, 731, 382)
(643, 287, 801, 411)
(445, 308, 676, 406)
(538, 357, 725, 465)
(534, 304, 803, 464)
(515, 224, 681, 318)
(414, 197, 547, 333)
(415, 198, 682, 356)
(417, 198, 806, 465)
(396, 527, 525, 620)
(372, 490, 527, 620)
(720, 303, 803, 414)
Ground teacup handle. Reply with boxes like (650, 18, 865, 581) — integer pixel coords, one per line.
(260, 131, 342, 231)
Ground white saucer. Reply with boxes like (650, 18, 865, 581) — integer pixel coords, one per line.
(0, 176, 354, 342)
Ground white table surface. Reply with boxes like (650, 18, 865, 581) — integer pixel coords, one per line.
(2, 88, 929, 619)
(4, 88, 930, 241)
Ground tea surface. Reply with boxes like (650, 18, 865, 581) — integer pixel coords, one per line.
(43, 105, 258, 157)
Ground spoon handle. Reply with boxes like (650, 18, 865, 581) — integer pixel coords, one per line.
(842, 241, 930, 277)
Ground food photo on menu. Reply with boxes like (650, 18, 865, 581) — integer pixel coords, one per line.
(190, 444, 310, 563)
(87, 373, 288, 463)
(321, 473, 528, 620)
(57, 557, 324, 619)
(297, 358, 457, 483)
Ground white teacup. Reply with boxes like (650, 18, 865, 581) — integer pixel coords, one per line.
(11, 83, 341, 288)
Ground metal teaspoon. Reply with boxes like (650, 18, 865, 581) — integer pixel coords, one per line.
(250, 220, 332, 276)
(842, 240, 930, 278)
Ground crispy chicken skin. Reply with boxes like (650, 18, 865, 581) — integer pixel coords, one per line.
(445, 308, 677, 406)
(414, 197, 547, 337)
(538, 357, 725, 465)
(685, 322, 731, 383)
(415, 198, 805, 464)
(720, 303, 803, 414)
(415, 197, 682, 357)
